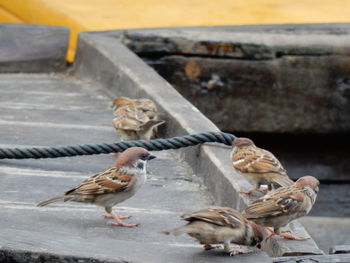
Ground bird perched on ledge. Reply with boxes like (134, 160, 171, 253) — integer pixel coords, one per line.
(112, 96, 165, 141)
(231, 137, 294, 195)
(162, 206, 263, 256)
(243, 175, 320, 240)
(38, 147, 156, 227)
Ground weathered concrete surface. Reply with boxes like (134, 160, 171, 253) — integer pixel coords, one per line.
(73, 32, 323, 257)
(0, 74, 270, 263)
(330, 245, 350, 254)
(308, 184, 350, 217)
(107, 27, 350, 134)
(0, 23, 69, 72)
(299, 216, 350, 253)
(263, 135, 350, 182)
(147, 55, 350, 134)
(121, 30, 350, 58)
(273, 253, 350, 263)
(2, 23, 340, 261)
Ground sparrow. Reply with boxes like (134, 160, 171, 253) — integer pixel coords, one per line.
(243, 175, 320, 240)
(112, 96, 165, 141)
(162, 206, 263, 256)
(38, 147, 156, 227)
(231, 137, 294, 195)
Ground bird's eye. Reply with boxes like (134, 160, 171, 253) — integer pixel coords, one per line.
(141, 154, 149, 161)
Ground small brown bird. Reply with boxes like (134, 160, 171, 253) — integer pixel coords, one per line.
(231, 137, 293, 195)
(243, 176, 320, 240)
(38, 147, 156, 227)
(162, 206, 263, 256)
(112, 96, 165, 141)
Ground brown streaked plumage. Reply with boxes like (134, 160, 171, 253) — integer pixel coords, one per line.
(243, 176, 320, 240)
(112, 96, 165, 140)
(162, 206, 263, 256)
(231, 137, 293, 195)
(38, 147, 156, 227)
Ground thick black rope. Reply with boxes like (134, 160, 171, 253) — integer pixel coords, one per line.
(0, 131, 236, 160)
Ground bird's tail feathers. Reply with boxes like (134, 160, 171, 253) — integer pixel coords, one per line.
(160, 225, 191, 236)
(140, 120, 165, 130)
(37, 196, 67, 207)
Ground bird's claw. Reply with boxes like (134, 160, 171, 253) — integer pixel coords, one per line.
(280, 233, 309, 241)
(111, 222, 139, 227)
(228, 248, 250, 256)
(203, 244, 221, 250)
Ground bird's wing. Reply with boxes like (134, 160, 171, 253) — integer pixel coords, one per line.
(113, 106, 149, 131)
(65, 167, 135, 196)
(232, 147, 286, 175)
(113, 107, 151, 131)
(243, 187, 305, 219)
(182, 206, 245, 229)
(135, 99, 157, 117)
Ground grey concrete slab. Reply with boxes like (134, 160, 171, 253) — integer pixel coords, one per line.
(0, 71, 270, 262)
(0, 152, 212, 213)
(6, 23, 348, 261)
(273, 254, 350, 263)
(119, 29, 350, 58)
(94, 23, 350, 38)
(0, 23, 69, 72)
(0, 124, 116, 145)
(308, 184, 350, 217)
(299, 217, 350, 253)
(97, 26, 350, 134)
(330, 245, 350, 254)
(0, 154, 118, 174)
(0, 108, 112, 126)
(74, 32, 323, 257)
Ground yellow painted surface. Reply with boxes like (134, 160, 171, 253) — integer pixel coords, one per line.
(0, 6, 22, 22)
(1, 0, 350, 61)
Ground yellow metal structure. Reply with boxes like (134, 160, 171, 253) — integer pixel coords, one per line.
(1, 0, 349, 61)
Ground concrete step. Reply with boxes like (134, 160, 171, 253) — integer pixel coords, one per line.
(0, 72, 271, 263)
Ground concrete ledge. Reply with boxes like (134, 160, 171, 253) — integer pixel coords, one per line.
(0, 248, 118, 263)
(0, 23, 69, 72)
(90, 25, 350, 134)
(273, 253, 350, 263)
(73, 32, 323, 257)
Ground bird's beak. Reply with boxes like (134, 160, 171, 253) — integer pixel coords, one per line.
(148, 154, 156, 160)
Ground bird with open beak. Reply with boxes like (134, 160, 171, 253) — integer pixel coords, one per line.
(38, 147, 156, 227)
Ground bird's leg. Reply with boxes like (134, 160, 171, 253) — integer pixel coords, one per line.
(103, 207, 137, 227)
(110, 214, 138, 227)
(240, 183, 261, 196)
(224, 242, 251, 256)
(280, 230, 291, 234)
(256, 187, 269, 194)
(103, 214, 132, 220)
(279, 233, 309, 241)
(239, 189, 257, 195)
(103, 206, 132, 220)
(275, 228, 309, 241)
(264, 226, 275, 241)
(202, 244, 221, 250)
(257, 183, 269, 194)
